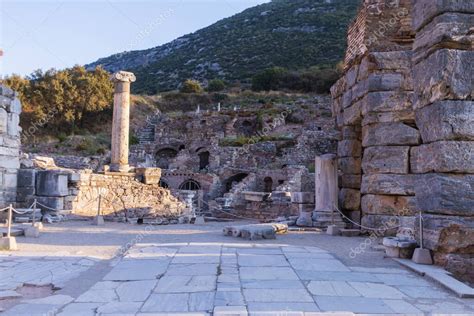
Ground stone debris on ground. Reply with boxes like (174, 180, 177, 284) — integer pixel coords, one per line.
(223, 223, 288, 240)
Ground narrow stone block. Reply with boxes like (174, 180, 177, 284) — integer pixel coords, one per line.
(413, 0, 474, 31)
(361, 174, 416, 196)
(339, 174, 361, 189)
(361, 92, 414, 116)
(338, 157, 361, 175)
(416, 101, 474, 143)
(411, 141, 474, 173)
(367, 51, 413, 71)
(367, 73, 403, 92)
(362, 110, 415, 126)
(339, 188, 360, 212)
(415, 174, 474, 216)
(343, 101, 361, 126)
(342, 126, 362, 140)
(7, 113, 20, 137)
(351, 79, 368, 102)
(17, 169, 36, 187)
(413, 49, 473, 109)
(346, 64, 358, 88)
(36, 170, 69, 197)
(361, 194, 417, 216)
(337, 139, 362, 158)
(0, 108, 7, 133)
(330, 76, 346, 99)
(414, 13, 474, 62)
(362, 146, 409, 174)
(362, 123, 420, 147)
(290, 192, 315, 204)
(342, 90, 353, 109)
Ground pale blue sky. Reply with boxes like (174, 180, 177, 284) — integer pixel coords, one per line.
(1, 0, 269, 76)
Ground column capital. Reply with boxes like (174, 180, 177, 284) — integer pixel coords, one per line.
(111, 71, 136, 83)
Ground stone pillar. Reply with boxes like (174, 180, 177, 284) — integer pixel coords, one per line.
(314, 154, 338, 212)
(312, 154, 345, 228)
(110, 71, 136, 173)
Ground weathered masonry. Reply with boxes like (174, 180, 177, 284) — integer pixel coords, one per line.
(0, 85, 21, 207)
(331, 0, 473, 279)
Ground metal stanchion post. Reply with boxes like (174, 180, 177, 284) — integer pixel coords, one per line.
(412, 211, 433, 265)
(7, 204, 12, 238)
(1, 204, 17, 250)
(93, 194, 105, 226)
(98, 194, 102, 217)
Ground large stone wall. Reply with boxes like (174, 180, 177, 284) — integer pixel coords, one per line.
(332, 0, 473, 281)
(0, 85, 21, 206)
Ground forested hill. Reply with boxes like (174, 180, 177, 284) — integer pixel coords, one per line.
(86, 0, 359, 94)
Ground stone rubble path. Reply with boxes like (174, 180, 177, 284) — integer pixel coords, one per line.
(3, 242, 473, 315)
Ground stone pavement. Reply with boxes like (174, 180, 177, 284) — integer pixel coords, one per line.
(3, 242, 473, 315)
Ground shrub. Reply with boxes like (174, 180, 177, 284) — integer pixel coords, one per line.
(129, 133, 139, 145)
(207, 79, 226, 92)
(251, 67, 288, 91)
(180, 79, 203, 93)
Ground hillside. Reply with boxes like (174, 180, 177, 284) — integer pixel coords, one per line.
(86, 0, 359, 94)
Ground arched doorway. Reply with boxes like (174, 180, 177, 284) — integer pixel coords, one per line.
(179, 179, 201, 191)
(199, 151, 210, 170)
(156, 148, 178, 169)
(224, 173, 249, 192)
(264, 177, 273, 193)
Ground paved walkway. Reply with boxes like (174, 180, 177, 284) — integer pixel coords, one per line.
(3, 241, 474, 315)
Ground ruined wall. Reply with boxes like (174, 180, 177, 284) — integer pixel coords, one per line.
(70, 171, 184, 219)
(17, 168, 184, 220)
(332, 0, 473, 280)
(0, 85, 21, 206)
(410, 0, 474, 279)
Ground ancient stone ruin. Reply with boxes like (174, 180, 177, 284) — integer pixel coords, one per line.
(0, 85, 21, 210)
(332, 0, 473, 279)
(14, 73, 185, 222)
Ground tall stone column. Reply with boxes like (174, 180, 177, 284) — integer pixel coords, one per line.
(110, 71, 136, 173)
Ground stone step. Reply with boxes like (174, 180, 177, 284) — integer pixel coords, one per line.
(340, 228, 362, 237)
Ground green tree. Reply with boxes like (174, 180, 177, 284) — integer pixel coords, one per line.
(207, 79, 226, 92)
(180, 79, 203, 93)
(251, 67, 287, 91)
(3, 66, 113, 136)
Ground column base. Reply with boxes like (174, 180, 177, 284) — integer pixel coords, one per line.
(110, 163, 130, 173)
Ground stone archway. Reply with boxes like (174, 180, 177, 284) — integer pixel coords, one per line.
(179, 179, 201, 191)
(198, 151, 210, 170)
(156, 148, 178, 169)
(264, 177, 273, 193)
(224, 173, 249, 192)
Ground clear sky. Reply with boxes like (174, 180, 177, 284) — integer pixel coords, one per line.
(1, 0, 270, 77)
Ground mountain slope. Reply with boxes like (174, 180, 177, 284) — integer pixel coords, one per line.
(87, 0, 359, 94)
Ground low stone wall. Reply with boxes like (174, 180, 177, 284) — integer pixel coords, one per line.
(0, 85, 21, 206)
(70, 171, 184, 219)
(17, 167, 184, 220)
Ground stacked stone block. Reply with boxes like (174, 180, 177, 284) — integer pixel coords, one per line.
(331, 0, 473, 281)
(0, 85, 21, 207)
(410, 0, 474, 279)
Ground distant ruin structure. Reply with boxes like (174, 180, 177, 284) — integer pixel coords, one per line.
(332, 0, 473, 279)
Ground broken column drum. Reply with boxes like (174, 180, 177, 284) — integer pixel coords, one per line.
(110, 71, 136, 173)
